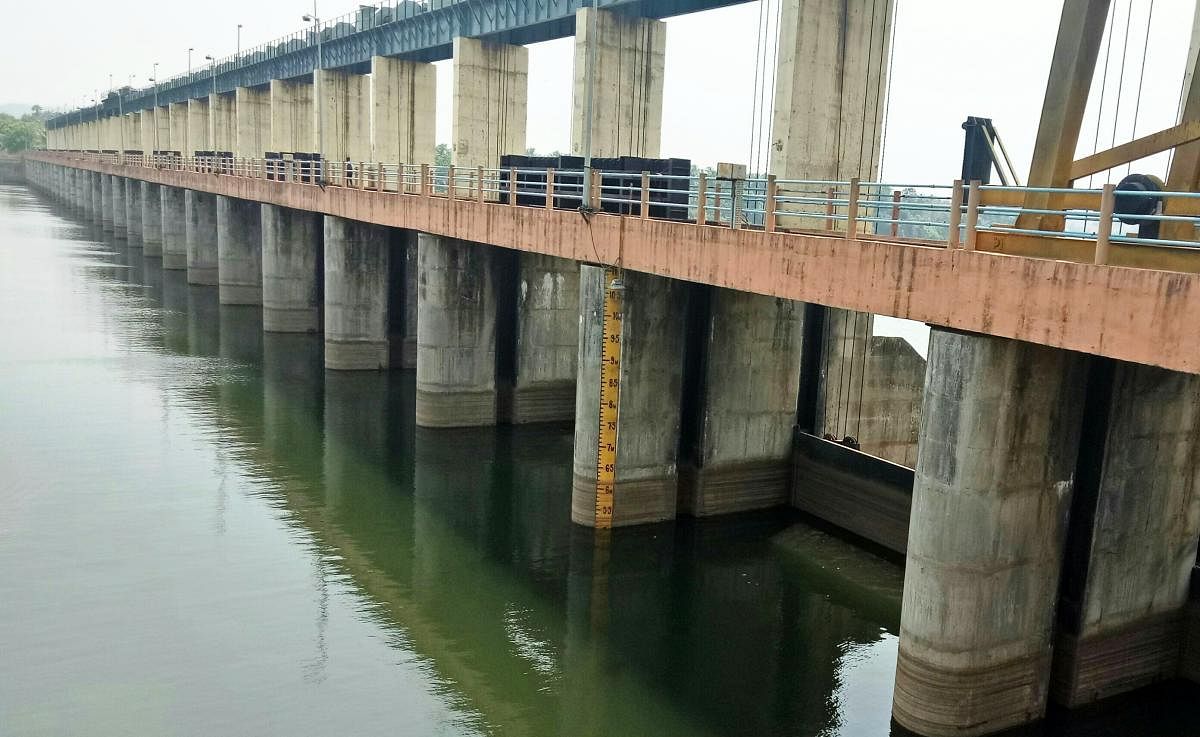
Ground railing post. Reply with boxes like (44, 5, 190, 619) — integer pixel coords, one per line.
(477, 165, 485, 203)
(359, 162, 366, 190)
(509, 167, 517, 207)
(589, 169, 601, 210)
(1095, 182, 1116, 265)
(765, 174, 777, 233)
(890, 188, 902, 237)
(697, 172, 708, 225)
(965, 179, 981, 251)
(448, 165, 456, 199)
(420, 163, 430, 197)
(825, 188, 835, 231)
(948, 178, 963, 248)
(546, 168, 555, 210)
(640, 171, 650, 220)
(846, 177, 860, 240)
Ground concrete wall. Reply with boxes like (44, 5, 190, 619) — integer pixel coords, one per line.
(270, 79, 313, 154)
(187, 99, 210, 154)
(315, 70, 372, 164)
(893, 329, 1087, 737)
(123, 113, 141, 153)
(140, 111, 156, 153)
(210, 93, 236, 152)
(451, 37, 527, 167)
(235, 86, 270, 158)
(570, 8, 665, 157)
(370, 56, 436, 164)
(154, 107, 171, 152)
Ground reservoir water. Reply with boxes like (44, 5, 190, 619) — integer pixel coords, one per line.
(2, 182, 1199, 737)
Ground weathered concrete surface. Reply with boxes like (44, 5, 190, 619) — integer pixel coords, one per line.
(681, 289, 803, 516)
(124, 177, 142, 246)
(153, 107, 171, 151)
(415, 233, 498, 426)
(90, 171, 102, 224)
(161, 185, 187, 270)
(40, 155, 1200, 376)
(188, 98, 210, 155)
(570, 7, 665, 157)
(209, 92, 236, 153)
(111, 175, 126, 239)
(400, 240, 418, 369)
(512, 253, 579, 424)
(893, 329, 1087, 737)
(270, 79, 313, 155)
(139, 111, 156, 154)
(184, 190, 219, 285)
(1052, 362, 1200, 706)
(216, 196, 263, 305)
(572, 266, 688, 527)
(235, 86, 270, 159)
(168, 102, 189, 154)
(261, 204, 323, 333)
(141, 181, 163, 257)
(370, 55, 435, 164)
(451, 37, 527, 168)
(315, 69, 372, 164)
(324, 216, 391, 370)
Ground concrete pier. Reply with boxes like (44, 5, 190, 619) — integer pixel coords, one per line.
(324, 216, 395, 370)
(572, 267, 689, 526)
(124, 178, 142, 246)
(400, 241, 418, 369)
(100, 175, 115, 233)
(261, 204, 323, 333)
(209, 93, 236, 153)
(111, 175, 126, 239)
(269, 79, 313, 154)
(184, 190, 219, 285)
(511, 254, 579, 424)
(370, 56, 435, 163)
(235, 87, 270, 159)
(450, 37, 527, 169)
(187, 99, 210, 155)
(415, 234, 499, 426)
(679, 289, 803, 516)
(161, 186, 187, 270)
(315, 69, 371, 164)
(1052, 361, 1200, 706)
(141, 181, 162, 257)
(893, 329, 1087, 737)
(216, 196, 263, 305)
(90, 172, 102, 224)
(169, 102, 188, 154)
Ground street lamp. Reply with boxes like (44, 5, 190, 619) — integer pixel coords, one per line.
(205, 55, 216, 97)
(150, 62, 160, 154)
(237, 24, 243, 63)
(303, 6, 324, 183)
(188, 47, 194, 76)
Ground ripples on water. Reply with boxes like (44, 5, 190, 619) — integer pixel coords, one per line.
(2, 183, 1196, 737)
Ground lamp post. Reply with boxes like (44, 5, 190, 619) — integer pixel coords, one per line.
(303, 5, 324, 183)
(150, 63, 160, 155)
(237, 24, 243, 63)
(580, 0, 598, 209)
(188, 47, 194, 77)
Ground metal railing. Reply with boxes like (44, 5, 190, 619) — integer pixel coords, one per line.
(39, 151, 1200, 263)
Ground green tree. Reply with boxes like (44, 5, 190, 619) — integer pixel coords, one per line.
(434, 142, 451, 167)
(0, 113, 46, 153)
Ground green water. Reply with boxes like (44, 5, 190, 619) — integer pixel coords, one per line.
(3, 183, 1198, 737)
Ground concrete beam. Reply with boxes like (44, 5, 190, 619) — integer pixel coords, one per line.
(570, 8, 665, 157)
(451, 37, 527, 168)
(370, 56, 436, 165)
(893, 329, 1087, 736)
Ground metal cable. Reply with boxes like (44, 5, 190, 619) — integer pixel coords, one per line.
(1107, 0, 1134, 184)
(1128, 0, 1153, 177)
(1089, 3, 1117, 189)
(748, 0, 766, 173)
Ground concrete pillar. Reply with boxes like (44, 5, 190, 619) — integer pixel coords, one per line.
(415, 234, 499, 426)
(235, 86, 270, 158)
(1051, 362, 1200, 706)
(90, 172, 102, 224)
(111, 175, 127, 239)
(270, 79, 313, 154)
(161, 186, 188, 270)
(892, 329, 1087, 737)
(99, 174, 113, 231)
(679, 290, 804, 516)
(571, 267, 689, 526)
(122, 113, 141, 153)
(168, 102, 188, 154)
(154, 106, 171, 152)
(314, 69, 371, 164)
(512, 254, 580, 424)
(184, 190, 219, 285)
(569, 7, 665, 158)
(80, 169, 94, 218)
(216, 196, 263, 305)
(187, 98, 210, 154)
(209, 93, 236, 152)
(400, 241, 418, 369)
(139, 112, 155, 154)
(124, 177, 142, 246)
(261, 204, 323, 332)
(451, 37, 527, 168)
(324, 216, 393, 370)
(141, 181, 162, 257)
(370, 56, 436, 164)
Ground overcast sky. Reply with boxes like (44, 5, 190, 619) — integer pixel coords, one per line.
(3, 0, 1194, 184)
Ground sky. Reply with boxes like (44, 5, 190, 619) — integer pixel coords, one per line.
(4, 0, 1196, 184)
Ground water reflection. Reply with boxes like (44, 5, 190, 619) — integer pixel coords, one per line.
(5, 183, 1197, 737)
